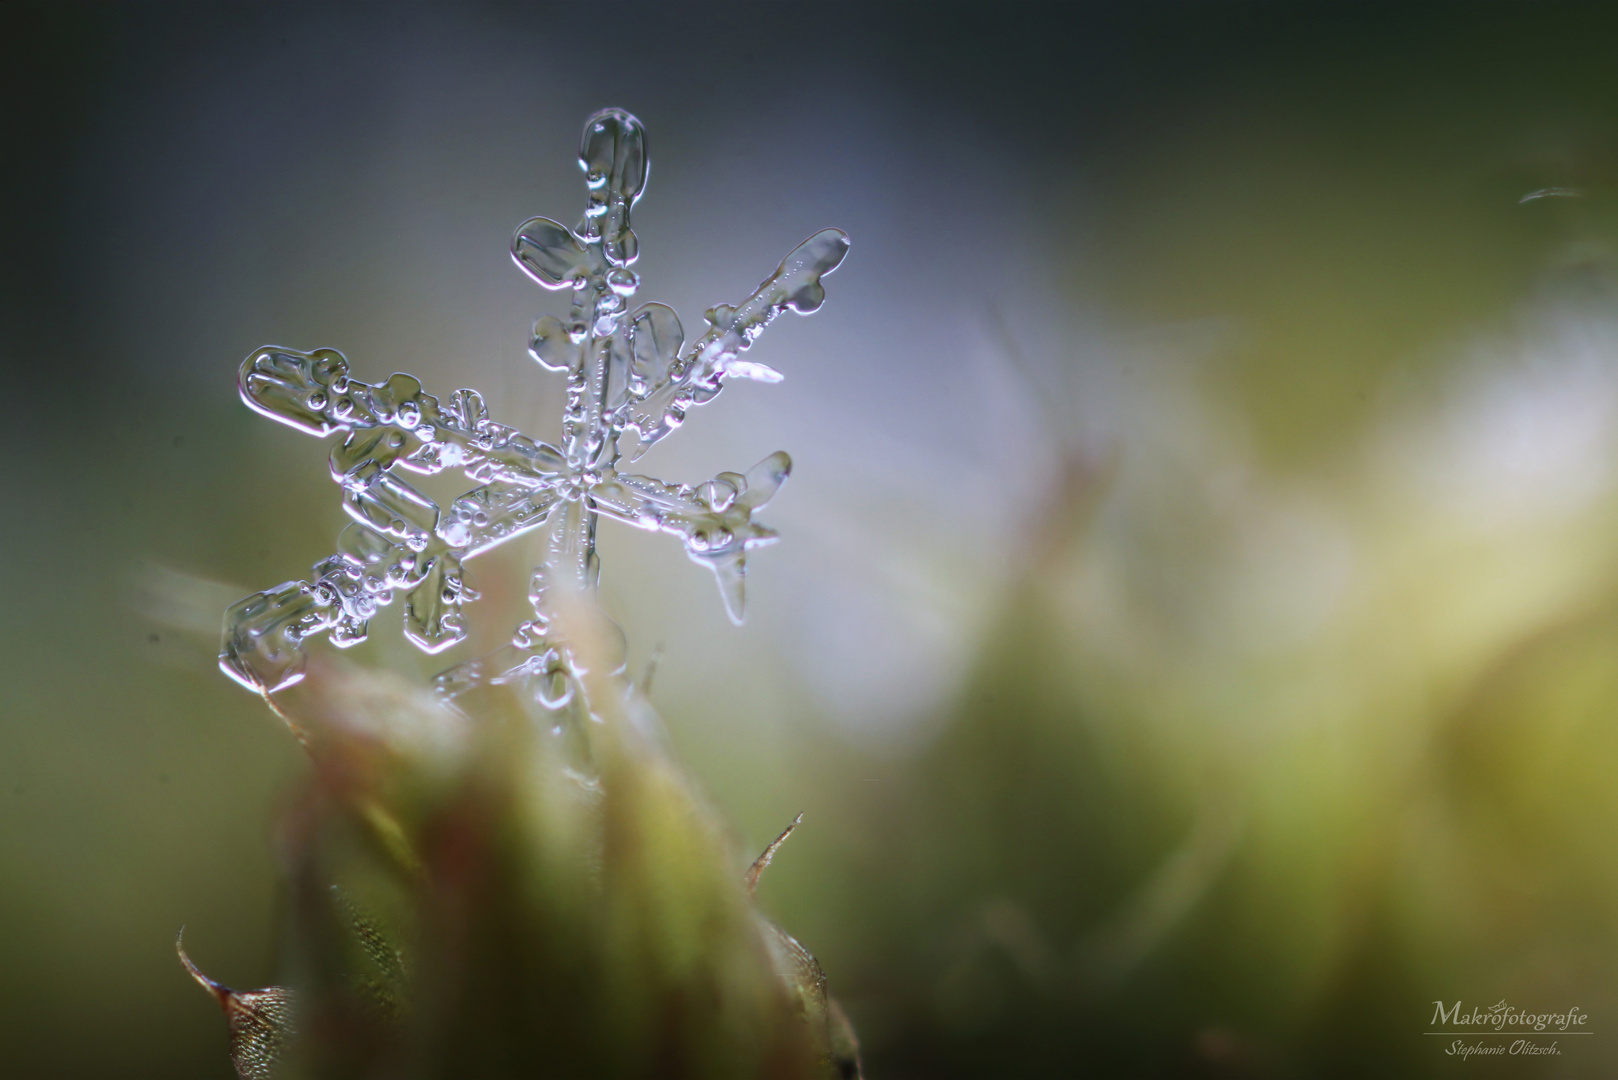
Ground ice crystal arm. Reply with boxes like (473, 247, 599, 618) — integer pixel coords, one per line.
(241, 349, 568, 487)
(616, 228, 850, 460)
(590, 451, 791, 623)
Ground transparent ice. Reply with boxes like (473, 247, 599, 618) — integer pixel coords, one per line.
(220, 108, 848, 698)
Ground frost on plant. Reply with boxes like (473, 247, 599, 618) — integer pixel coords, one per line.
(219, 107, 848, 699)
(192, 109, 859, 1080)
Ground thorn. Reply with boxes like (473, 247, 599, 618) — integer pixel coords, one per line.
(746, 811, 804, 897)
(176, 927, 231, 1006)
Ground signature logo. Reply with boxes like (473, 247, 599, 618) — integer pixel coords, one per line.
(1428, 1000, 1590, 1060)
(1431, 1000, 1588, 1033)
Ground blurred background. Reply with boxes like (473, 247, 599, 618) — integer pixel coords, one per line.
(9, 2, 1618, 1075)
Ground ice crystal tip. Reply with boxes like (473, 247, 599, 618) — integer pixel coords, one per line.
(221, 109, 846, 702)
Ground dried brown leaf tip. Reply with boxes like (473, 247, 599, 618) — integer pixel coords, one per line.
(747, 815, 865, 1080)
(177, 931, 295, 1080)
(746, 811, 804, 897)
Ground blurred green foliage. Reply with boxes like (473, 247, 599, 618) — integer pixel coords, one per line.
(177, 602, 856, 1079)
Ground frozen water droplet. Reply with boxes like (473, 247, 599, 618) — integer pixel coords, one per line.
(511, 217, 593, 289)
(530, 315, 577, 372)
